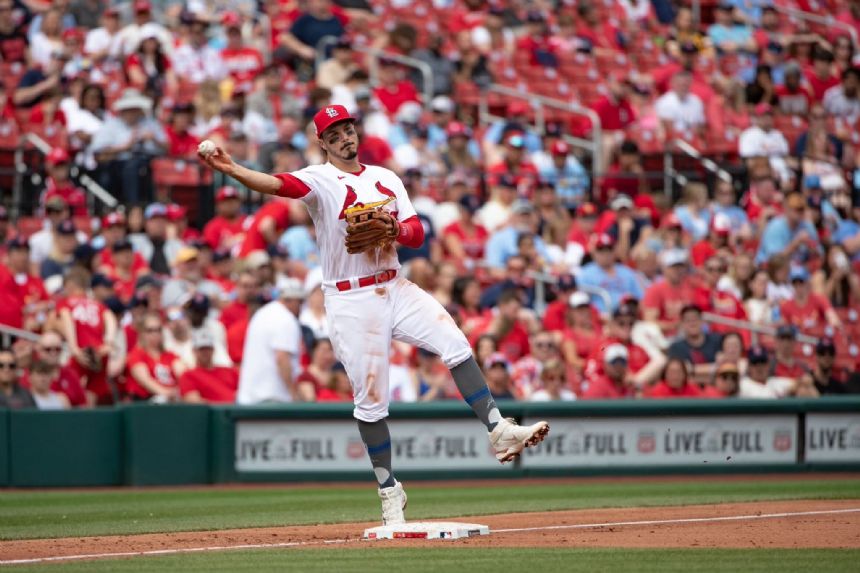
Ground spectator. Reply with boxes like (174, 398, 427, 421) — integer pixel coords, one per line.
(577, 233, 644, 314)
(415, 347, 455, 401)
(529, 359, 575, 401)
(667, 304, 723, 383)
(533, 141, 589, 207)
(64, 83, 107, 157)
(173, 16, 224, 85)
(40, 219, 79, 281)
(559, 291, 602, 371)
(0, 349, 35, 409)
(129, 203, 184, 276)
(515, 11, 557, 68)
(57, 268, 117, 405)
(745, 268, 775, 325)
(25, 331, 86, 407)
(238, 198, 293, 257)
(707, 77, 750, 137)
(476, 174, 518, 234)
(451, 275, 489, 335)
(126, 311, 185, 402)
(219, 12, 263, 93)
(811, 337, 856, 395)
(643, 248, 698, 336)
(482, 101, 542, 158)
(164, 103, 198, 158)
(317, 362, 353, 402)
(90, 88, 166, 206)
(717, 252, 755, 302)
(116, 0, 170, 57)
(693, 255, 748, 339)
(246, 64, 303, 125)
(655, 71, 706, 135)
(794, 104, 845, 163)
(739, 103, 792, 185)
(606, 194, 649, 261)
(708, 2, 756, 54)
(159, 246, 220, 308)
(703, 362, 741, 398)
(473, 288, 531, 362)
(372, 59, 421, 117)
(0, 0, 28, 65)
(814, 244, 860, 308)
(237, 279, 311, 404)
(740, 345, 794, 398)
(14, 51, 65, 110)
(780, 266, 840, 331)
(756, 192, 822, 265)
(711, 179, 752, 237)
(582, 344, 634, 399)
(823, 67, 860, 125)
(220, 271, 258, 331)
(41, 148, 87, 217)
(776, 62, 813, 116)
(125, 23, 175, 94)
(442, 194, 488, 272)
(690, 213, 733, 268)
(486, 133, 539, 197)
(296, 337, 335, 398)
(805, 47, 840, 103)
(512, 330, 562, 398)
(316, 38, 356, 91)
(483, 352, 517, 400)
(4, 237, 50, 332)
(485, 200, 549, 275)
(586, 303, 662, 386)
(104, 239, 147, 304)
(647, 357, 701, 398)
(30, 8, 63, 68)
(178, 330, 239, 404)
(673, 182, 711, 242)
(771, 324, 809, 382)
(590, 74, 637, 163)
(83, 7, 121, 62)
(280, 0, 347, 68)
(202, 186, 247, 252)
(28, 359, 69, 410)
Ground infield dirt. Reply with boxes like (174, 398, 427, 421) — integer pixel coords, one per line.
(4, 499, 859, 563)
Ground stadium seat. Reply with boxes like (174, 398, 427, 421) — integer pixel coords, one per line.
(151, 157, 213, 224)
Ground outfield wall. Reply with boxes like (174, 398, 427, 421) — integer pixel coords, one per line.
(1, 398, 859, 487)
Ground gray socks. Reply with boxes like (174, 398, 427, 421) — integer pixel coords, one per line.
(357, 419, 396, 488)
(450, 357, 502, 431)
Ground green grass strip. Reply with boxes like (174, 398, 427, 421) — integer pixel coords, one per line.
(6, 548, 860, 573)
(1, 478, 858, 540)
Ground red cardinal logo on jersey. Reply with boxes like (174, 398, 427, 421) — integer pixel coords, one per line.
(376, 181, 396, 199)
(338, 185, 358, 220)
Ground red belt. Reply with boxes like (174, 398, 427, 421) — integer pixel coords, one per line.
(335, 269, 397, 292)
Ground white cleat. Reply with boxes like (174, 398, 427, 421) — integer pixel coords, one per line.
(488, 418, 550, 463)
(378, 481, 408, 525)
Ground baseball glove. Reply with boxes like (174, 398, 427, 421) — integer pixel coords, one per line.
(344, 207, 399, 254)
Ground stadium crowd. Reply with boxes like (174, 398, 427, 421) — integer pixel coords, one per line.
(1, 0, 860, 410)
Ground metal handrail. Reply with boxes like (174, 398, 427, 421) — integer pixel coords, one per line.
(477, 83, 603, 178)
(702, 312, 819, 345)
(662, 138, 731, 197)
(0, 323, 40, 342)
(526, 270, 613, 317)
(772, 5, 859, 48)
(24, 133, 118, 209)
(315, 37, 435, 111)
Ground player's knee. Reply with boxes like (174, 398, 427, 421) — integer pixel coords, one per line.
(440, 345, 474, 370)
(353, 404, 389, 423)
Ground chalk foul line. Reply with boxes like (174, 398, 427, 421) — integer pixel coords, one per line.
(2, 507, 859, 566)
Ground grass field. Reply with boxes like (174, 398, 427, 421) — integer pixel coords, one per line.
(2, 477, 859, 571)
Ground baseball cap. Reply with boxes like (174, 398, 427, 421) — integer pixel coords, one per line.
(568, 291, 591, 308)
(6, 236, 28, 250)
(134, 0, 151, 12)
(129, 292, 149, 308)
(507, 101, 529, 116)
(173, 246, 199, 265)
(277, 278, 305, 300)
(506, 133, 525, 148)
(73, 243, 97, 262)
(135, 275, 163, 290)
(216, 186, 240, 201)
(680, 302, 702, 316)
(660, 248, 688, 268)
(212, 249, 231, 263)
(484, 352, 511, 372)
(111, 238, 133, 253)
(186, 293, 210, 314)
(446, 121, 471, 138)
(431, 95, 454, 114)
(550, 141, 570, 156)
(748, 346, 770, 364)
(711, 212, 731, 236)
(496, 174, 517, 189)
(46, 147, 70, 166)
(192, 329, 215, 349)
(680, 41, 699, 54)
(144, 202, 168, 220)
(604, 344, 629, 365)
(104, 296, 126, 315)
(511, 199, 535, 215)
(613, 303, 637, 320)
(221, 11, 241, 27)
(102, 212, 126, 228)
(577, 202, 598, 217)
(816, 337, 836, 355)
(789, 266, 810, 282)
(56, 219, 76, 235)
(662, 212, 683, 229)
(610, 194, 634, 210)
(245, 250, 271, 270)
(716, 362, 740, 376)
(267, 244, 289, 259)
(776, 324, 798, 339)
(90, 273, 115, 289)
(754, 102, 774, 116)
(784, 61, 802, 76)
(595, 233, 616, 249)
(166, 203, 187, 221)
(313, 105, 354, 137)
(458, 194, 481, 214)
(557, 274, 577, 292)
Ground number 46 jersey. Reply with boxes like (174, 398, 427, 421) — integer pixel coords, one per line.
(57, 295, 108, 349)
(274, 163, 417, 285)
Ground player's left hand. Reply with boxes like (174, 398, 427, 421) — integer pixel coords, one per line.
(344, 208, 399, 254)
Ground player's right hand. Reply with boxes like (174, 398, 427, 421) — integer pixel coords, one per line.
(198, 145, 234, 174)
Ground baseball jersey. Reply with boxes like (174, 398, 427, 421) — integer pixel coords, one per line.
(57, 295, 107, 349)
(178, 365, 239, 404)
(274, 163, 417, 283)
(126, 348, 181, 399)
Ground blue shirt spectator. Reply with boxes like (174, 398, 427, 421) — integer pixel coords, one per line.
(576, 234, 644, 313)
(755, 194, 822, 264)
(534, 141, 590, 205)
(484, 227, 551, 270)
(279, 226, 320, 268)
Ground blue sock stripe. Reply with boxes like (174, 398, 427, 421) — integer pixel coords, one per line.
(366, 440, 391, 455)
(464, 386, 490, 406)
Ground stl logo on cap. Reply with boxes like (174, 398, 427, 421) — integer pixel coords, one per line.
(325, 107, 339, 118)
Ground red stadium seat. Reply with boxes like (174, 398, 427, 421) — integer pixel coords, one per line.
(151, 157, 213, 223)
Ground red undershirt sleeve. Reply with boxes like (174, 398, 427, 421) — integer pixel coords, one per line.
(396, 215, 424, 248)
(273, 173, 311, 199)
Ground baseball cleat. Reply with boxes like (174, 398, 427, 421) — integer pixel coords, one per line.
(488, 418, 550, 463)
(378, 481, 408, 525)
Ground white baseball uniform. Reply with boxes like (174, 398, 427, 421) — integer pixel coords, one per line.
(275, 163, 473, 421)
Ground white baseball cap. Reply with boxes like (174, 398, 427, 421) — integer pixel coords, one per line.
(659, 248, 689, 268)
(568, 292, 591, 308)
(431, 95, 454, 113)
(604, 344, 629, 364)
(277, 278, 305, 300)
(192, 329, 215, 349)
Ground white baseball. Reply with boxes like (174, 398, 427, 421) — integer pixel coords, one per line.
(198, 139, 217, 157)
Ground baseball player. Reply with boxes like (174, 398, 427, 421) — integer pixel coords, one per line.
(199, 105, 549, 525)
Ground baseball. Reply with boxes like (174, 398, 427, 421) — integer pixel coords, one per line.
(198, 140, 217, 157)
